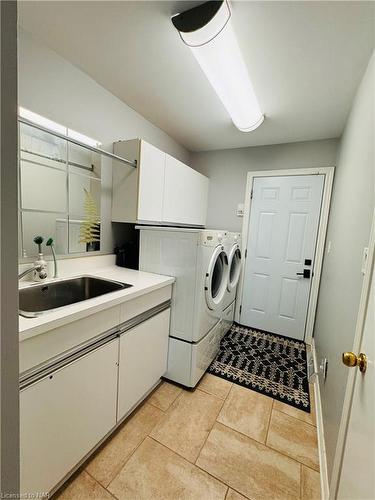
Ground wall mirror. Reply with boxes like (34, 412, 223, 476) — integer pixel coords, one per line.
(19, 122, 103, 259)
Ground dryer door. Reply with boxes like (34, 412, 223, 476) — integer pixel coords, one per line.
(228, 244, 242, 291)
(205, 246, 228, 310)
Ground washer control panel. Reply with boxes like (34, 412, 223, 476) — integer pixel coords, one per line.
(201, 230, 227, 246)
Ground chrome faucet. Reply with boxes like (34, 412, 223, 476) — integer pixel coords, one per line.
(18, 263, 48, 281)
(19, 236, 48, 282)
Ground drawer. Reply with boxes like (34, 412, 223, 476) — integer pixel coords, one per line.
(222, 301, 235, 338)
(166, 320, 222, 388)
(192, 320, 222, 385)
(120, 285, 172, 323)
(20, 305, 121, 374)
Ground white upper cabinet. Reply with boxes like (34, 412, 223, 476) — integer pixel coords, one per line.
(162, 154, 209, 226)
(112, 139, 209, 226)
(112, 139, 165, 224)
(138, 140, 165, 222)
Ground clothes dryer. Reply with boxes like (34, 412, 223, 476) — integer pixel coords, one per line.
(222, 232, 242, 336)
(138, 226, 228, 386)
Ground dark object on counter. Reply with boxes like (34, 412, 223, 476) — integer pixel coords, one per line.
(114, 241, 139, 269)
(113, 223, 139, 269)
(115, 247, 126, 267)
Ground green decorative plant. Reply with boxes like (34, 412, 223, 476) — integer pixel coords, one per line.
(79, 188, 100, 246)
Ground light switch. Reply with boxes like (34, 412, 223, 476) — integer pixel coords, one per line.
(236, 203, 244, 217)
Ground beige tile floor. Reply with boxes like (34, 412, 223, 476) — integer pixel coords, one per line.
(55, 374, 321, 500)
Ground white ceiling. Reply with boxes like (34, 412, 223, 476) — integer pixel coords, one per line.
(19, 1, 374, 152)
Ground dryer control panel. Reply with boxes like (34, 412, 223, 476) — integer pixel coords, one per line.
(200, 230, 227, 247)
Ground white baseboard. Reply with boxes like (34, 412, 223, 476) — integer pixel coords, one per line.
(311, 339, 330, 500)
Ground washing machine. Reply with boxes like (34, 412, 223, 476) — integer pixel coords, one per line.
(222, 232, 242, 336)
(137, 226, 228, 387)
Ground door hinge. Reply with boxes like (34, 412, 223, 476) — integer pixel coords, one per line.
(250, 189, 253, 199)
(244, 249, 247, 259)
(239, 305, 242, 315)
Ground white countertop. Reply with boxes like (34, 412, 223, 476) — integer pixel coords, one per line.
(19, 255, 174, 341)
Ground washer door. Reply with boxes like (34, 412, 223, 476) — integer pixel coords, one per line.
(205, 246, 228, 310)
(227, 244, 242, 291)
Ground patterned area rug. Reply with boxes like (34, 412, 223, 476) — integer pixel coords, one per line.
(209, 323, 310, 412)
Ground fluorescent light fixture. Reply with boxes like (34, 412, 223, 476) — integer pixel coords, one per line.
(19, 107, 100, 147)
(172, 1, 264, 132)
(19, 106, 67, 134)
(68, 129, 100, 148)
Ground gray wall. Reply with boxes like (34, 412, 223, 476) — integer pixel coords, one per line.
(191, 139, 338, 231)
(18, 28, 191, 256)
(0, 1, 19, 494)
(18, 28, 190, 164)
(314, 51, 374, 481)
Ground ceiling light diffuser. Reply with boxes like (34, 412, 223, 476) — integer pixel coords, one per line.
(19, 107, 100, 147)
(172, 0, 264, 132)
(19, 106, 66, 134)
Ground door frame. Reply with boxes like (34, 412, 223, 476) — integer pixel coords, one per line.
(0, 1, 20, 495)
(236, 167, 335, 344)
(330, 209, 375, 499)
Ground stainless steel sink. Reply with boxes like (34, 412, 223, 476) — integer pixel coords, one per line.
(19, 276, 132, 318)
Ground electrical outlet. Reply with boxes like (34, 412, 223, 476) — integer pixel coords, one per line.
(320, 358, 328, 381)
(361, 247, 369, 275)
(307, 352, 316, 381)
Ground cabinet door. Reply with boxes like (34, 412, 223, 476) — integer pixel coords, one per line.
(117, 309, 170, 421)
(112, 139, 140, 223)
(163, 154, 209, 226)
(20, 340, 118, 495)
(137, 140, 165, 222)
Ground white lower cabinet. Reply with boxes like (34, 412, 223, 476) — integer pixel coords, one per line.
(20, 339, 119, 495)
(117, 309, 170, 420)
(20, 302, 172, 496)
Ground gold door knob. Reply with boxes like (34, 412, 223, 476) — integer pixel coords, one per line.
(342, 352, 367, 373)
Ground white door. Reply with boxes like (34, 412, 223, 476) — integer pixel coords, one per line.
(337, 253, 374, 499)
(241, 175, 324, 340)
